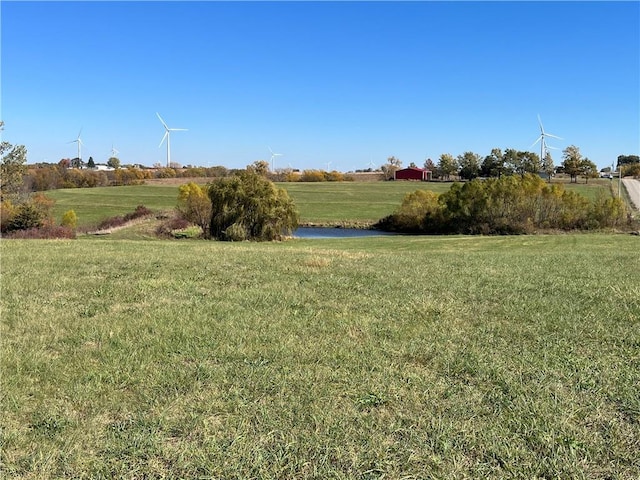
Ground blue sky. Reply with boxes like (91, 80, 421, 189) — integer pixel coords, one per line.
(2, 1, 638, 171)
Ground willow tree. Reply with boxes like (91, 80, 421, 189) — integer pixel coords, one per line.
(208, 169, 298, 241)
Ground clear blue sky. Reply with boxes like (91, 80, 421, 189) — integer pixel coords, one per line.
(2, 1, 639, 171)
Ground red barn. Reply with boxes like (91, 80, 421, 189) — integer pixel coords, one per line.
(394, 167, 431, 181)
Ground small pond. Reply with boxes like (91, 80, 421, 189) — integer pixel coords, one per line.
(294, 227, 396, 239)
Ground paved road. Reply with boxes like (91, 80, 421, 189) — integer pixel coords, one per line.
(622, 178, 640, 211)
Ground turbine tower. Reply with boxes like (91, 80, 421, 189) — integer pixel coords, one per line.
(157, 113, 187, 167)
(68, 129, 83, 162)
(531, 115, 562, 162)
(110, 144, 119, 158)
(269, 146, 282, 171)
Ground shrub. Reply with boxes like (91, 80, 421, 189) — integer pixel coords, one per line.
(7, 225, 75, 239)
(300, 170, 326, 182)
(0, 200, 17, 233)
(376, 174, 629, 235)
(123, 205, 153, 222)
(61, 210, 78, 229)
(177, 182, 211, 235)
(97, 205, 152, 230)
(155, 215, 191, 238)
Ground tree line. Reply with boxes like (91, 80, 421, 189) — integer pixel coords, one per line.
(381, 146, 637, 183)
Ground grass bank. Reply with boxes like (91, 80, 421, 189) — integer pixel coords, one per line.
(1, 234, 639, 478)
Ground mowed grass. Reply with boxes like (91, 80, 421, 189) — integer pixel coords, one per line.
(278, 182, 450, 224)
(1, 234, 639, 478)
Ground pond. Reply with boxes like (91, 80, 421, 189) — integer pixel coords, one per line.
(294, 227, 396, 239)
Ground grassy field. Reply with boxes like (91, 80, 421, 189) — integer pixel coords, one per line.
(44, 178, 615, 229)
(1, 233, 639, 478)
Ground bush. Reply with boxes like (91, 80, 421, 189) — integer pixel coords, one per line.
(155, 215, 191, 238)
(61, 210, 78, 229)
(376, 174, 629, 235)
(97, 205, 152, 230)
(177, 182, 211, 235)
(6, 225, 75, 239)
(209, 170, 298, 241)
(0, 199, 17, 232)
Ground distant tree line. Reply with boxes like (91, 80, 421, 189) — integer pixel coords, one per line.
(380, 145, 620, 183)
(376, 174, 629, 235)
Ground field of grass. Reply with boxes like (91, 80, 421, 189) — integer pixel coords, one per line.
(2, 233, 639, 478)
(44, 178, 614, 229)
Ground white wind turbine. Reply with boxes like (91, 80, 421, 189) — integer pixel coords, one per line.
(269, 146, 282, 171)
(110, 144, 120, 158)
(157, 113, 187, 167)
(68, 128, 84, 162)
(531, 115, 562, 161)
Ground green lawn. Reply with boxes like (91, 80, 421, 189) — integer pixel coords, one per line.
(1, 234, 639, 478)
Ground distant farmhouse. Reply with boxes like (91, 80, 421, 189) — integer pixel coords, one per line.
(94, 164, 115, 171)
(394, 167, 432, 181)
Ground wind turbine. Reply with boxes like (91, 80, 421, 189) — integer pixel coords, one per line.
(531, 115, 562, 162)
(269, 146, 282, 171)
(110, 144, 119, 158)
(68, 129, 84, 163)
(157, 113, 187, 167)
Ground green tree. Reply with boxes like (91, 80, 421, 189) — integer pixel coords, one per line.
(542, 150, 555, 183)
(208, 170, 298, 241)
(437, 153, 458, 181)
(562, 145, 582, 183)
(617, 154, 639, 167)
(457, 151, 481, 180)
(107, 157, 121, 169)
(87, 157, 96, 169)
(1, 122, 28, 201)
(481, 148, 506, 178)
(580, 158, 598, 184)
(505, 149, 540, 177)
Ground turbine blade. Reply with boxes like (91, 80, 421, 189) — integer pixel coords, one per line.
(545, 133, 563, 140)
(169, 128, 188, 132)
(156, 112, 169, 130)
(530, 136, 542, 148)
(159, 131, 168, 147)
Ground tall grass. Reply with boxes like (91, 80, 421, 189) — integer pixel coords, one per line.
(2, 234, 639, 478)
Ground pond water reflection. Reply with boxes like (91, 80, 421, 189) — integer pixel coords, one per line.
(294, 227, 396, 239)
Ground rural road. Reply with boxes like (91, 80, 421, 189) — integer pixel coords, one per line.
(623, 179, 640, 211)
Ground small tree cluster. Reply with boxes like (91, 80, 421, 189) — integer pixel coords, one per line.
(209, 170, 298, 241)
(562, 145, 597, 183)
(0, 192, 77, 238)
(376, 174, 628, 235)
